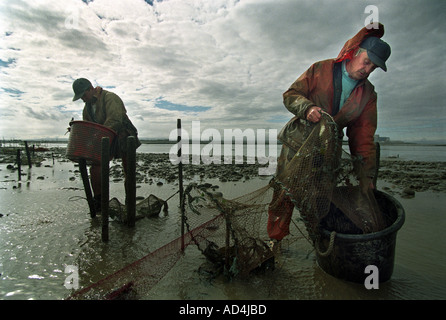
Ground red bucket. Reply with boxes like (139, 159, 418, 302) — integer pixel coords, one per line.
(66, 121, 117, 165)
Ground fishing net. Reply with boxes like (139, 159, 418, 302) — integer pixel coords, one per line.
(68, 112, 385, 300)
(182, 183, 278, 279)
(108, 194, 169, 223)
(270, 112, 385, 240)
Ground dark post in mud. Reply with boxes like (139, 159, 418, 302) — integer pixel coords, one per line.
(126, 136, 136, 228)
(79, 158, 96, 218)
(101, 137, 110, 242)
(225, 212, 231, 273)
(374, 142, 380, 189)
(178, 119, 185, 251)
(24, 141, 32, 169)
(16, 149, 21, 181)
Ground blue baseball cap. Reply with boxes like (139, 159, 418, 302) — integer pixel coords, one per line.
(359, 37, 391, 71)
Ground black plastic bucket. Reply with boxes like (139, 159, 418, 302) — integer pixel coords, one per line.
(316, 190, 405, 283)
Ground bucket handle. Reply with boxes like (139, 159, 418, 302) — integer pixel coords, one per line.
(316, 231, 336, 257)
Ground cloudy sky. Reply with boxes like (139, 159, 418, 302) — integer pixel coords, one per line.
(0, 0, 445, 142)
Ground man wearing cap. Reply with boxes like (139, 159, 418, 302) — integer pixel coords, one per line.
(72, 78, 141, 211)
(268, 23, 391, 241)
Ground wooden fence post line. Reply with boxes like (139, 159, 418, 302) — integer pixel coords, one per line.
(101, 137, 110, 242)
(178, 119, 185, 251)
(24, 141, 32, 168)
(374, 142, 380, 189)
(16, 149, 21, 181)
(79, 159, 96, 218)
(225, 212, 231, 273)
(126, 136, 136, 228)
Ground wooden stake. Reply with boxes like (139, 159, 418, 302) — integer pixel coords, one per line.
(16, 149, 21, 181)
(126, 136, 136, 228)
(178, 119, 185, 251)
(79, 158, 96, 218)
(101, 137, 110, 242)
(24, 141, 32, 168)
(225, 213, 231, 272)
(374, 142, 380, 189)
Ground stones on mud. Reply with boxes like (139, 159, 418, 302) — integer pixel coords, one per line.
(401, 187, 416, 198)
(378, 160, 446, 194)
(132, 153, 261, 185)
(2, 148, 446, 197)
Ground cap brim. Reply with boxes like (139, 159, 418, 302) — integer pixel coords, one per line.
(72, 91, 85, 101)
(368, 51, 387, 72)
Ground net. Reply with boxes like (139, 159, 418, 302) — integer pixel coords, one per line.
(270, 112, 385, 240)
(68, 112, 385, 300)
(182, 183, 278, 279)
(108, 194, 169, 223)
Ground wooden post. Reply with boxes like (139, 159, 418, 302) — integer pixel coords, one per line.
(16, 149, 21, 181)
(101, 137, 110, 242)
(79, 158, 96, 218)
(126, 136, 136, 228)
(374, 142, 380, 189)
(178, 119, 185, 251)
(225, 213, 231, 273)
(24, 141, 32, 168)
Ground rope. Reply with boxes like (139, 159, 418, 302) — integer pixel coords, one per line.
(315, 231, 336, 257)
(165, 190, 179, 202)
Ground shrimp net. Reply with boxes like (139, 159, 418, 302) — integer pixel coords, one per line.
(68, 113, 385, 300)
(108, 194, 169, 223)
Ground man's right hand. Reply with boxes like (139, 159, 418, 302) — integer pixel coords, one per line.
(306, 106, 322, 123)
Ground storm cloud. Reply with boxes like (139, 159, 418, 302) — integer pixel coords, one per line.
(0, 0, 445, 142)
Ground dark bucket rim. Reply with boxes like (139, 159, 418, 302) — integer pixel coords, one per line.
(320, 190, 405, 242)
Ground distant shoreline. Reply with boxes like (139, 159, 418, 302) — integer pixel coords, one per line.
(1, 147, 445, 195)
(1, 139, 446, 147)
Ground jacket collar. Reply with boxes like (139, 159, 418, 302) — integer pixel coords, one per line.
(93, 86, 103, 101)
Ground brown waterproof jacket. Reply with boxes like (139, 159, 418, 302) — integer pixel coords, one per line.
(279, 24, 385, 178)
(82, 87, 141, 158)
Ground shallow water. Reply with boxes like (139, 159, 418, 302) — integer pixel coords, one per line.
(0, 156, 445, 300)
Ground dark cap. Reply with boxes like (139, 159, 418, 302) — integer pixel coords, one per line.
(359, 37, 391, 71)
(72, 78, 92, 101)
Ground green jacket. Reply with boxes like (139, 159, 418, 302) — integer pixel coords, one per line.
(82, 87, 141, 158)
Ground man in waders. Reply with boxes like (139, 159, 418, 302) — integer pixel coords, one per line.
(72, 78, 141, 212)
(268, 24, 391, 241)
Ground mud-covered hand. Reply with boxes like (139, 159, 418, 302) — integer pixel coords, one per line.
(306, 106, 322, 123)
